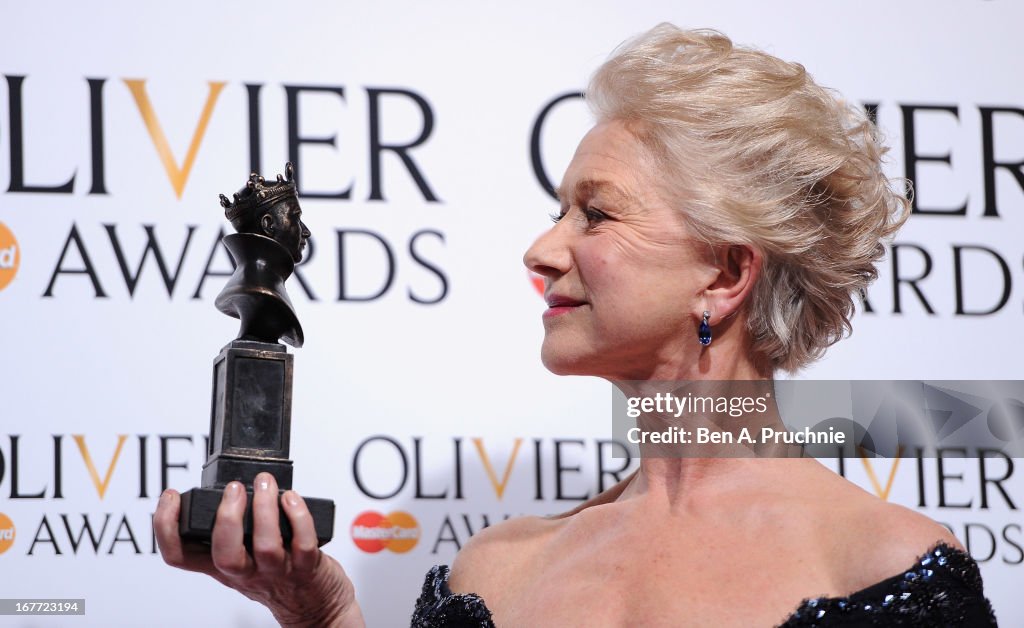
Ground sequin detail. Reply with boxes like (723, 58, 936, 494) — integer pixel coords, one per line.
(411, 565, 495, 628)
(779, 543, 997, 627)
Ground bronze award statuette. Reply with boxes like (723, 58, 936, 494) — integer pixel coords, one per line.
(178, 162, 335, 547)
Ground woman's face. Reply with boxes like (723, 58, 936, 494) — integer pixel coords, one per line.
(523, 120, 719, 380)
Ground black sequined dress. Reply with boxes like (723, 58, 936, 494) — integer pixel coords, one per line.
(410, 543, 997, 627)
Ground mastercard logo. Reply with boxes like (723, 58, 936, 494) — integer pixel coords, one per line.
(0, 222, 19, 292)
(350, 510, 419, 554)
(0, 513, 15, 555)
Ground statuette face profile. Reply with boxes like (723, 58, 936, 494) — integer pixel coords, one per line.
(259, 198, 310, 264)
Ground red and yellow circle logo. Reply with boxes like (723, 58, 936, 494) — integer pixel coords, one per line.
(528, 270, 544, 296)
(0, 222, 19, 292)
(0, 513, 16, 555)
(350, 510, 420, 554)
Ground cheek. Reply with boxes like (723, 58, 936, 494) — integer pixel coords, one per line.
(577, 237, 669, 297)
(574, 243, 620, 294)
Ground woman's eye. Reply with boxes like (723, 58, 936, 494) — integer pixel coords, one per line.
(548, 207, 607, 225)
(582, 207, 608, 223)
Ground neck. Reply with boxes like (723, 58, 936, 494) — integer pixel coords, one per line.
(618, 456, 816, 514)
(609, 339, 810, 508)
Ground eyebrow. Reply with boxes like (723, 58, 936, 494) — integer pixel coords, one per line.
(555, 179, 638, 208)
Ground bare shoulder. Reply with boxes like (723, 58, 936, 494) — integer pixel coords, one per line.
(822, 474, 963, 591)
(447, 470, 636, 596)
(446, 515, 556, 596)
(857, 496, 962, 559)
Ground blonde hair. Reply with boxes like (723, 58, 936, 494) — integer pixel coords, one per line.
(587, 24, 909, 372)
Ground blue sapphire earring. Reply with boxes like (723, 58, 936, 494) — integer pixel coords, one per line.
(698, 310, 712, 346)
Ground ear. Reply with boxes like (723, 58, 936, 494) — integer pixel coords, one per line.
(260, 213, 275, 235)
(703, 244, 761, 324)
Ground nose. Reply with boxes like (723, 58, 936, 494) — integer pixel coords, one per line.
(523, 218, 572, 279)
(300, 220, 311, 239)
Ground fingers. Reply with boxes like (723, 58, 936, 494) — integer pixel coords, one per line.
(153, 489, 183, 561)
(211, 481, 255, 578)
(154, 489, 216, 574)
(281, 490, 321, 575)
(160, 477, 304, 583)
(251, 473, 287, 574)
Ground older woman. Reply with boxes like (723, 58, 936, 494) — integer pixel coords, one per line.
(154, 24, 996, 627)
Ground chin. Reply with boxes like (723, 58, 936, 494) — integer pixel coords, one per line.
(540, 344, 597, 377)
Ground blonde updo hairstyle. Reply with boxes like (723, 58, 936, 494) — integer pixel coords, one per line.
(587, 24, 909, 373)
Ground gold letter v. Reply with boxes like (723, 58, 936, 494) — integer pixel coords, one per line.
(73, 435, 128, 500)
(858, 446, 904, 502)
(473, 438, 522, 500)
(124, 79, 226, 199)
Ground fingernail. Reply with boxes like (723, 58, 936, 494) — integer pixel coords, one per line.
(285, 492, 299, 508)
(258, 474, 271, 491)
(227, 482, 241, 498)
(160, 489, 172, 502)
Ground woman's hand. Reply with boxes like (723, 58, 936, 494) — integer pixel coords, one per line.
(154, 472, 365, 628)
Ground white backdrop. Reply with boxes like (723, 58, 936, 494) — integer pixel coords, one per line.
(1, 1, 1022, 626)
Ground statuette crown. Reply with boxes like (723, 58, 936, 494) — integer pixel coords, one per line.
(219, 162, 297, 222)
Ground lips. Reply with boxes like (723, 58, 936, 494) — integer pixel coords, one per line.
(546, 295, 586, 308)
(544, 293, 586, 317)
